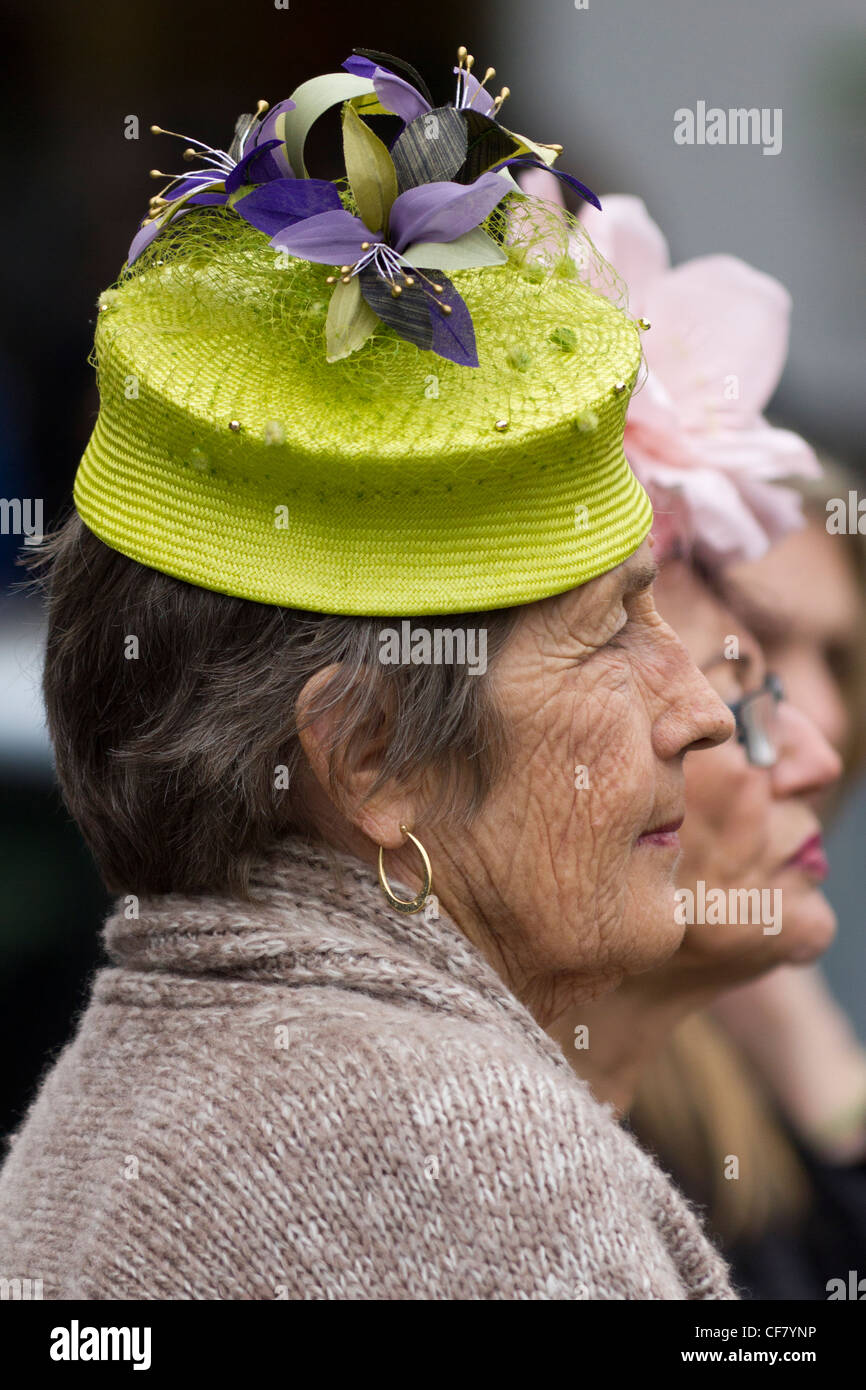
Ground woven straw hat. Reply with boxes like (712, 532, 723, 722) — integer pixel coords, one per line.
(73, 47, 652, 616)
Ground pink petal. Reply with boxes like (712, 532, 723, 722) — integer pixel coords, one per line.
(516, 166, 565, 206)
(578, 196, 671, 312)
(693, 422, 821, 483)
(641, 254, 793, 427)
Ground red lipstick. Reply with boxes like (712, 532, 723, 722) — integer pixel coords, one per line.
(786, 832, 829, 880)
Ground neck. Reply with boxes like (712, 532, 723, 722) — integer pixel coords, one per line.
(548, 966, 721, 1116)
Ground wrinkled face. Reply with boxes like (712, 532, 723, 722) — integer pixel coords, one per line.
(654, 560, 842, 980)
(726, 519, 863, 764)
(429, 540, 734, 1016)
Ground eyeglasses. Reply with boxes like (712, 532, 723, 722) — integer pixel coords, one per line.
(727, 672, 785, 768)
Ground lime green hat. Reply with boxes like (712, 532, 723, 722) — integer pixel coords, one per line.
(73, 45, 652, 616)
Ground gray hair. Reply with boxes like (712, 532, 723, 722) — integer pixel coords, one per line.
(24, 512, 519, 897)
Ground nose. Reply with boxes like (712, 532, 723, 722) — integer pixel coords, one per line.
(651, 623, 735, 759)
(771, 700, 843, 799)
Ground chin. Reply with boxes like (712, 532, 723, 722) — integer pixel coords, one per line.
(778, 889, 837, 964)
(621, 879, 686, 976)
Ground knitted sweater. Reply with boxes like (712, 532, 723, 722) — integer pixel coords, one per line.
(0, 836, 736, 1300)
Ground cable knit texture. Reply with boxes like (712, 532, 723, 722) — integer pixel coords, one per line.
(0, 835, 737, 1300)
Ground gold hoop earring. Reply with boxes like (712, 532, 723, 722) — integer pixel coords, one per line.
(377, 824, 433, 915)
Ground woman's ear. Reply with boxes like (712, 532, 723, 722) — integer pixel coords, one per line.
(294, 664, 418, 849)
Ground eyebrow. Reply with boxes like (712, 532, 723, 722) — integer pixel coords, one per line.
(717, 574, 790, 644)
(701, 647, 754, 678)
(621, 560, 660, 597)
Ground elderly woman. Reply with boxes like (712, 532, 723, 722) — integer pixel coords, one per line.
(0, 50, 738, 1300)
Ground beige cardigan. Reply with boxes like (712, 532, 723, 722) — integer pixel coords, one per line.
(0, 836, 736, 1299)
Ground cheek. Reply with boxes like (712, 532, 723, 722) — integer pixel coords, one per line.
(502, 673, 656, 847)
(565, 680, 659, 869)
(682, 746, 772, 872)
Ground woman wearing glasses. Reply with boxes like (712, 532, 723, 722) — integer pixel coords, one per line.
(630, 469, 866, 1301)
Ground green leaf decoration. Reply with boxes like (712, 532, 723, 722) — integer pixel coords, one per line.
(500, 126, 561, 167)
(279, 73, 376, 177)
(457, 111, 522, 183)
(325, 276, 379, 362)
(401, 226, 508, 272)
(341, 103, 398, 237)
(348, 91, 393, 119)
(390, 106, 469, 192)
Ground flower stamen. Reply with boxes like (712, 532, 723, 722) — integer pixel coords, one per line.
(466, 67, 496, 109)
(237, 100, 270, 158)
(150, 126, 234, 175)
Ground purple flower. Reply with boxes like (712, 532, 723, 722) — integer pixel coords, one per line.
(343, 52, 434, 125)
(229, 98, 297, 177)
(126, 100, 345, 264)
(488, 156, 600, 211)
(341, 46, 599, 207)
(343, 47, 498, 121)
(124, 54, 600, 372)
(127, 172, 230, 264)
(272, 170, 513, 366)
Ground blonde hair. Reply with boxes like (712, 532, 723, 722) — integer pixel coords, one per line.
(629, 1013, 811, 1244)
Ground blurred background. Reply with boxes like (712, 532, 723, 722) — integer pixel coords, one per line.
(1, 0, 864, 1141)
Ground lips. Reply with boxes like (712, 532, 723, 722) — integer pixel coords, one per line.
(785, 831, 829, 880)
(637, 816, 684, 848)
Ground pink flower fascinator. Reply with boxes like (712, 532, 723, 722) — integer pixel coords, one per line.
(517, 168, 820, 568)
